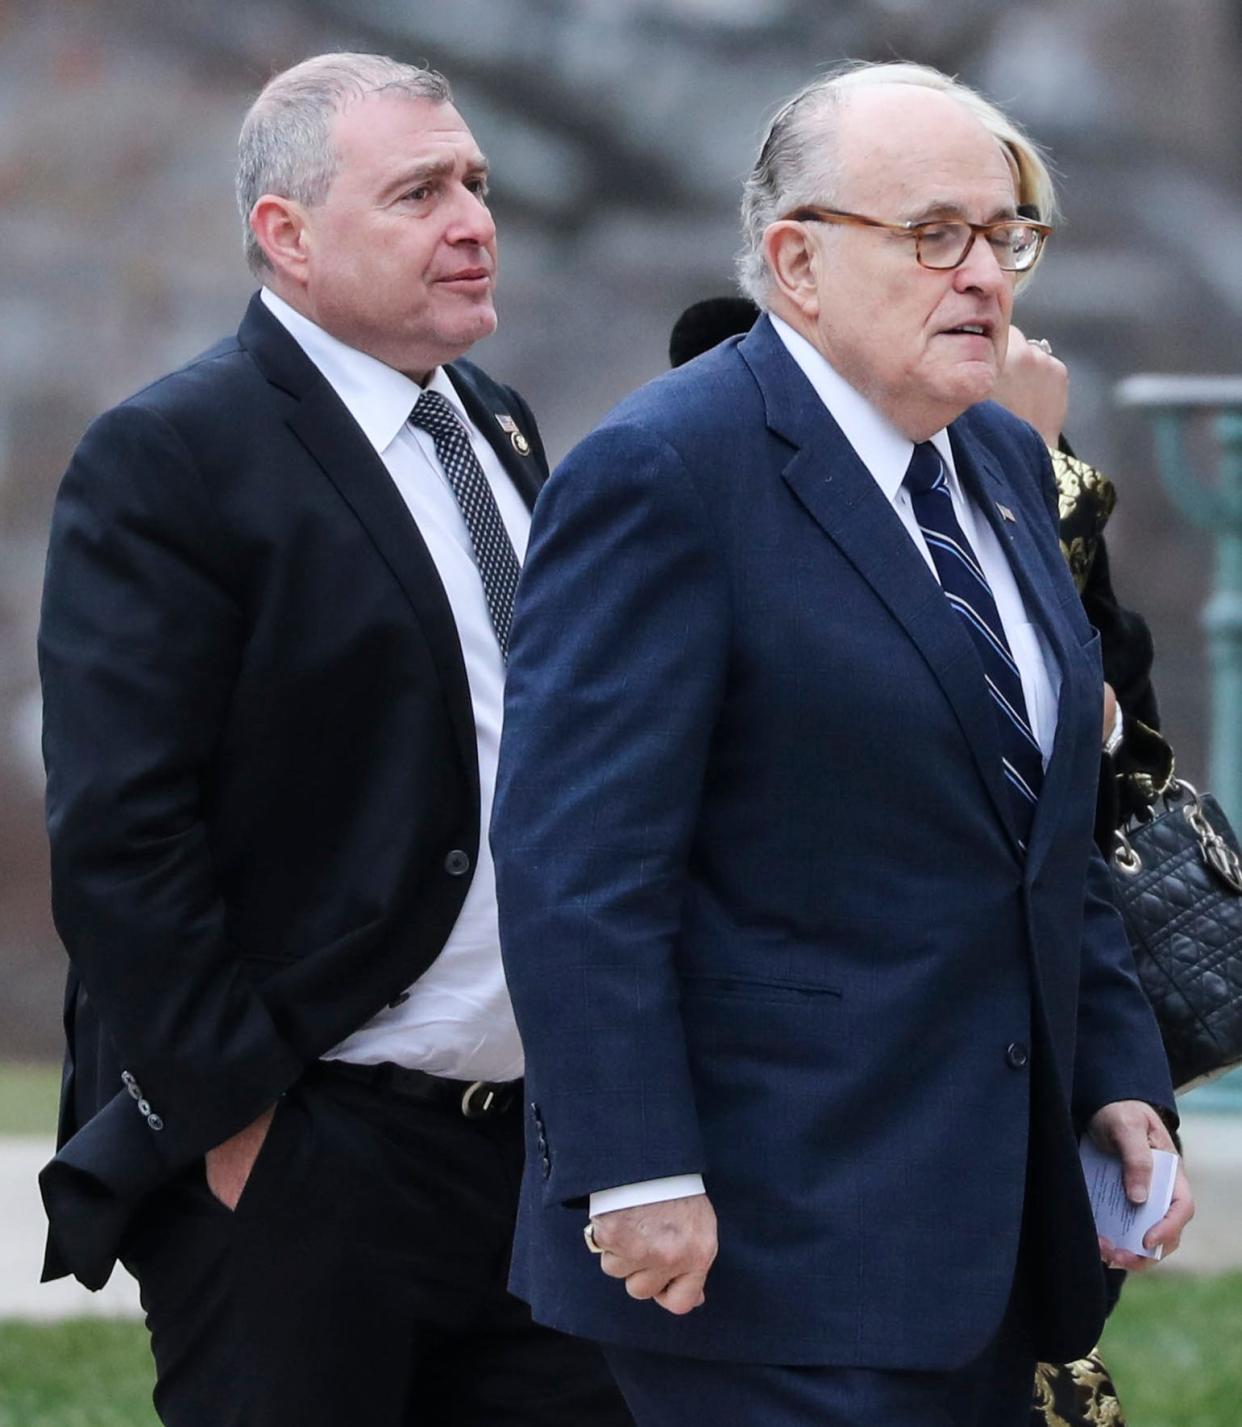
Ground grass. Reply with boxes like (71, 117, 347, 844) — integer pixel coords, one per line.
(0, 1274, 1237, 1425)
(0, 1064, 60, 1138)
(1101, 1271, 1242, 1426)
(0, 1319, 157, 1427)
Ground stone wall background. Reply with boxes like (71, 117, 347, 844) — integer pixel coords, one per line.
(3, 0, 1240, 1056)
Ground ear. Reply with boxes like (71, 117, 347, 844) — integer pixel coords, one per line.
(763, 220, 821, 321)
(249, 194, 313, 285)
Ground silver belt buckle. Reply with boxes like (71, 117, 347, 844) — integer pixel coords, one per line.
(461, 1080, 497, 1118)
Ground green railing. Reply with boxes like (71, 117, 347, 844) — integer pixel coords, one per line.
(1116, 376, 1242, 824)
(1180, 1065, 1242, 1114)
(1118, 376, 1242, 1115)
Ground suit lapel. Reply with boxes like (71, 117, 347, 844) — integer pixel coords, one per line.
(237, 295, 478, 788)
(446, 365, 543, 510)
(948, 426, 1066, 665)
(740, 319, 1019, 850)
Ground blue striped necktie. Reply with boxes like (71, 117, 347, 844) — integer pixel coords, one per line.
(904, 442, 1043, 849)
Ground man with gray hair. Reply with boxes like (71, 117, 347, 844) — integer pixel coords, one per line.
(491, 60, 1192, 1426)
(38, 50, 631, 1427)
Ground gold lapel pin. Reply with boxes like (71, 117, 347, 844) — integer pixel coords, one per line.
(996, 503, 1017, 523)
(496, 413, 531, 456)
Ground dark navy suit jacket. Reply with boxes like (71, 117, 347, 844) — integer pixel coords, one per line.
(491, 316, 1173, 1369)
(38, 294, 547, 1289)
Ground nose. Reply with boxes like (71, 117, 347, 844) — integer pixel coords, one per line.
(449, 186, 496, 248)
(953, 231, 1008, 295)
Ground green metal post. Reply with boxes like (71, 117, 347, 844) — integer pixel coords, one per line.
(1205, 411, 1242, 823)
(1117, 376, 1242, 822)
(1117, 378, 1242, 1114)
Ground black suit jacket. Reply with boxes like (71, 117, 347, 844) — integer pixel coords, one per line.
(37, 293, 547, 1288)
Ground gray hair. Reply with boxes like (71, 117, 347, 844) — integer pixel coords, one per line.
(737, 60, 1057, 306)
(237, 52, 452, 277)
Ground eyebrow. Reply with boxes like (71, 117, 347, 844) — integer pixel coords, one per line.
(382, 154, 490, 199)
(904, 200, 1019, 225)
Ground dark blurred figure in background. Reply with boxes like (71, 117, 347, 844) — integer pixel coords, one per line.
(37, 49, 631, 1427)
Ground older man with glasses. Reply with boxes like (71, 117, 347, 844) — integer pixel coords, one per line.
(491, 60, 1192, 1427)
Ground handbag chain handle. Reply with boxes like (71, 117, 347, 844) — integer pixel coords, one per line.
(1113, 779, 1242, 894)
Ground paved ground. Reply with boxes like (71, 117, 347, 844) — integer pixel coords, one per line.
(0, 1139, 141, 1319)
(2, 1112, 1240, 1320)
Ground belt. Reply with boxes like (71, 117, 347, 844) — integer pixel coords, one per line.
(312, 1058, 520, 1119)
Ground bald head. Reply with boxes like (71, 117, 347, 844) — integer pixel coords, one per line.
(831, 85, 1017, 225)
(755, 71, 1026, 441)
(737, 61, 1052, 306)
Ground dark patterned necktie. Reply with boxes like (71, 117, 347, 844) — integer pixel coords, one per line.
(411, 389, 521, 660)
(904, 442, 1044, 849)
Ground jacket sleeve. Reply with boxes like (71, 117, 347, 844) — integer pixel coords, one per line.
(491, 419, 729, 1205)
(39, 400, 304, 1278)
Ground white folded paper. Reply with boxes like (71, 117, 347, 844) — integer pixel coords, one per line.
(1079, 1138, 1178, 1261)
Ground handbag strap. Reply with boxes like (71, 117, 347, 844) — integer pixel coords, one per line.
(1114, 780, 1242, 893)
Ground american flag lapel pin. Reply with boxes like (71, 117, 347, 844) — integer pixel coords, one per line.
(495, 412, 531, 456)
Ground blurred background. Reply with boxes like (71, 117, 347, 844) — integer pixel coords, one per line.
(2, 1, 1241, 1100)
(1, 2, 1241, 1421)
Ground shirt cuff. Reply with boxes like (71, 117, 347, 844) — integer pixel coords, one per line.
(589, 1175, 706, 1217)
(1105, 702, 1125, 756)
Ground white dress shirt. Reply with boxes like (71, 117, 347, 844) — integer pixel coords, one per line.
(590, 313, 1061, 1218)
(259, 288, 529, 1083)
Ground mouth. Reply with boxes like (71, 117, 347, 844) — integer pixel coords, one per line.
(439, 268, 492, 288)
(942, 313, 999, 341)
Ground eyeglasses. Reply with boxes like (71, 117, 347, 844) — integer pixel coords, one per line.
(781, 205, 1054, 273)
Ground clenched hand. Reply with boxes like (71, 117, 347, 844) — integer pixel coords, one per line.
(589, 1193, 718, 1315)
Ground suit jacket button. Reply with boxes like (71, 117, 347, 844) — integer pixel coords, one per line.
(137, 1099, 152, 1116)
(444, 849, 471, 876)
(388, 991, 410, 1009)
(147, 1114, 164, 1131)
(1005, 1041, 1029, 1069)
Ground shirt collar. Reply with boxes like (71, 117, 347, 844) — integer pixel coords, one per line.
(260, 288, 473, 455)
(768, 312, 957, 497)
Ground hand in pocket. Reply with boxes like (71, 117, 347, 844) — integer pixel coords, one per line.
(205, 1103, 278, 1210)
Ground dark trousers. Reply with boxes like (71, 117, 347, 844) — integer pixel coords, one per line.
(603, 1263, 1036, 1427)
(121, 1064, 632, 1427)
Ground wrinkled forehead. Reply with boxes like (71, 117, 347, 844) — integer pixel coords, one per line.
(330, 92, 478, 155)
(833, 88, 1018, 217)
(327, 93, 487, 192)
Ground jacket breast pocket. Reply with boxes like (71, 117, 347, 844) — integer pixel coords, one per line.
(1058, 590, 1099, 648)
(1076, 627, 1102, 684)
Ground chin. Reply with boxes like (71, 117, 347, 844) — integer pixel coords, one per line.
(415, 312, 498, 370)
(944, 366, 998, 410)
(455, 306, 499, 348)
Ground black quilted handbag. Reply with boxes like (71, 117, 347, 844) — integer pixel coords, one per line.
(1110, 780, 1242, 1090)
